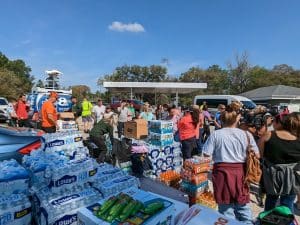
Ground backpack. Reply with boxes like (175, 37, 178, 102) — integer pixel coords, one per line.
(244, 131, 262, 185)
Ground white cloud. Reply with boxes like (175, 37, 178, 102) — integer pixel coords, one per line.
(108, 21, 145, 33)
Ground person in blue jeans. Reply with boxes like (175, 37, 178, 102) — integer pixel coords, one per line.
(258, 112, 300, 213)
(203, 102, 260, 224)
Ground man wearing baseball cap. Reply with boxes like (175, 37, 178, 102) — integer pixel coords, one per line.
(41, 91, 58, 133)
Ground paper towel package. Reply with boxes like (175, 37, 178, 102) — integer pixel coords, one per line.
(78, 188, 175, 225)
(175, 205, 245, 225)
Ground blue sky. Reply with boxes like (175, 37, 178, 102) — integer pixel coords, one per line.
(1, 0, 300, 92)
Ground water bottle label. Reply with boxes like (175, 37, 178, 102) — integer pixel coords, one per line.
(54, 175, 77, 187)
(51, 194, 80, 206)
(53, 214, 77, 225)
(46, 140, 65, 147)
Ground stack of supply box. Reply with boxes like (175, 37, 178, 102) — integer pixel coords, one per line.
(146, 120, 183, 178)
(22, 132, 101, 225)
(180, 157, 211, 205)
(0, 159, 31, 225)
(23, 149, 102, 225)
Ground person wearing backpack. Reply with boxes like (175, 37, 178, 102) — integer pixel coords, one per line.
(203, 102, 260, 225)
(81, 96, 93, 133)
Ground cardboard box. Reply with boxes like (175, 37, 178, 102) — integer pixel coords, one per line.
(59, 112, 75, 120)
(175, 204, 245, 225)
(78, 188, 174, 225)
(124, 119, 148, 139)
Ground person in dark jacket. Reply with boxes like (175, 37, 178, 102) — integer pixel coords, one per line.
(89, 119, 113, 163)
(258, 112, 300, 212)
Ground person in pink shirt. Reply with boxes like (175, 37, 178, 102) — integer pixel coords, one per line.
(178, 106, 200, 160)
(16, 94, 30, 127)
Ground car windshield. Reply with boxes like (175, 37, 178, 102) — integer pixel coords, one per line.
(0, 99, 8, 105)
(241, 100, 256, 109)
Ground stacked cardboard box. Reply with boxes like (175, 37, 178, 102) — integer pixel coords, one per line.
(180, 157, 211, 204)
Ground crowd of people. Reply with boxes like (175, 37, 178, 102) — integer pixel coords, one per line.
(4, 93, 300, 223)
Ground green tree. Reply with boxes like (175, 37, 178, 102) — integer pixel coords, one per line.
(227, 52, 252, 94)
(71, 85, 91, 101)
(0, 68, 24, 99)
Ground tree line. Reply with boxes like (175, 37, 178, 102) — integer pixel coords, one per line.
(98, 53, 300, 105)
(1, 51, 299, 104)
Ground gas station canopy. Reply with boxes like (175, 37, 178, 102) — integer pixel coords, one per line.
(103, 81, 207, 106)
(103, 82, 207, 94)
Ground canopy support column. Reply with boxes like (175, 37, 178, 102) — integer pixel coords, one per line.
(175, 90, 178, 107)
(154, 88, 157, 106)
(130, 87, 133, 99)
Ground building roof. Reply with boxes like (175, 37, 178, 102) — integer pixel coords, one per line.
(103, 81, 207, 94)
(240, 85, 300, 101)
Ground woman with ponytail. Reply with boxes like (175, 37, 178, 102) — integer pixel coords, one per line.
(203, 102, 259, 224)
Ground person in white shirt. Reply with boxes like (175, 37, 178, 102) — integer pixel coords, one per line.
(117, 100, 130, 138)
(92, 99, 106, 123)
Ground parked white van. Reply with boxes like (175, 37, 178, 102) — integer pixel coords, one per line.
(194, 95, 256, 115)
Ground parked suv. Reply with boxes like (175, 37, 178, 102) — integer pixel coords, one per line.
(0, 97, 9, 122)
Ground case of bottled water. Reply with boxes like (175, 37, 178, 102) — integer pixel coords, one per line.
(43, 131, 84, 153)
(0, 194, 31, 225)
(91, 167, 126, 184)
(149, 120, 173, 134)
(22, 150, 69, 189)
(149, 132, 174, 147)
(93, 175, 140, 197)
(46, 157, 98, 191)
(0, 159, 29, 195)
(32, 184, 102, 225)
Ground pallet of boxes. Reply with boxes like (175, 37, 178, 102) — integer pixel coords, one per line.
(181, 157, 217, 209)
(57, 112, 78, 131)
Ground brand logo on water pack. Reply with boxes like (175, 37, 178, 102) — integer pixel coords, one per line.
(51, 194, 80, 206)
(54, 175, 77, 187)
(53, 214, 77, 225)
(74, 137, 83, 142)
(88, 168, 97, 177)
(14, 207, 31, 219)
(47, 140, 65, 147)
